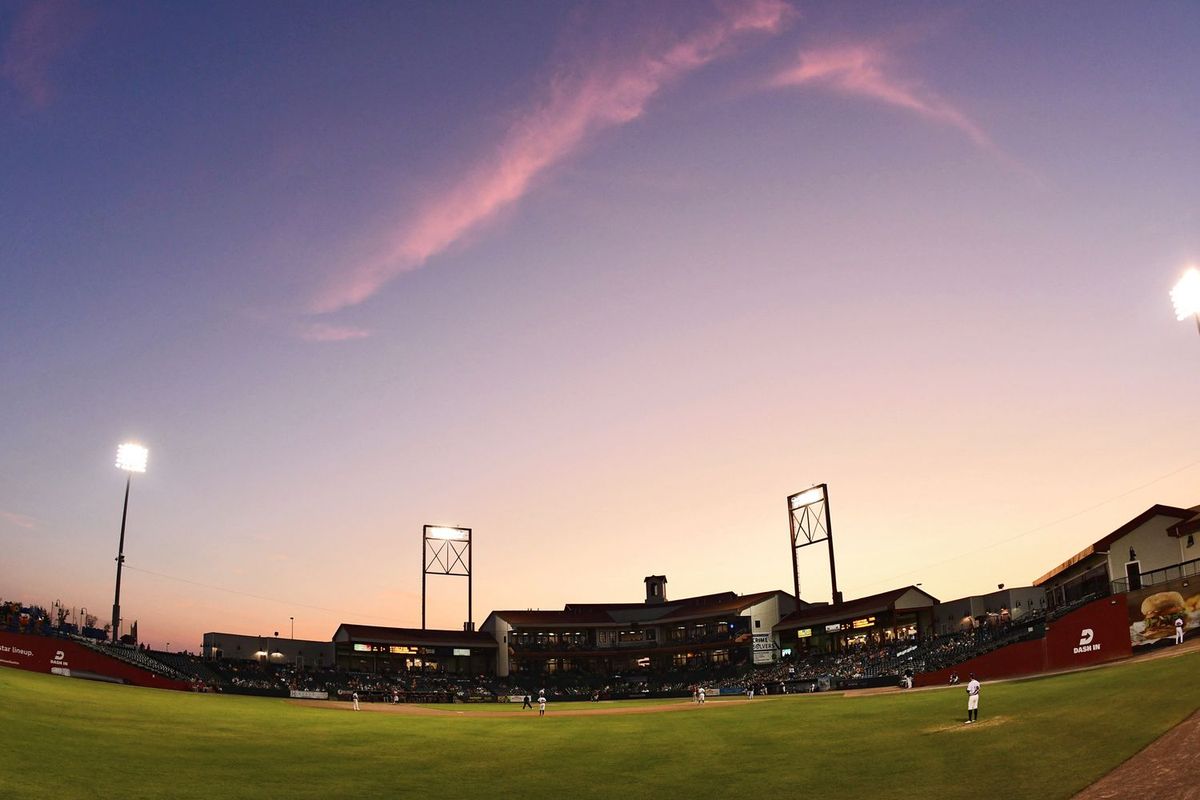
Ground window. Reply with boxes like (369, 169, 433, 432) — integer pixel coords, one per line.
(754, 620, 761, 629)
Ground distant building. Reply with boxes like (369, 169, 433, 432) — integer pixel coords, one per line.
(1034, 504, 1200, 606)
(481, 575, 799, 678)
(201, 632, 334, 670)
(932, 586, 1045, 635)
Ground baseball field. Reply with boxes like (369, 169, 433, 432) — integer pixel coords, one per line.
(3, 650, 1198, 800)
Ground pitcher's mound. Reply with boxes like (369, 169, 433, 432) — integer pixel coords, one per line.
(924, 715, 1011, 734)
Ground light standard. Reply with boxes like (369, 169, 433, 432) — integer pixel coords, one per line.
(111, 443, 148, 643)
(1170, 266, 1200, 337)
(422, 525, 473, 630)
(290, 616, 294, 639)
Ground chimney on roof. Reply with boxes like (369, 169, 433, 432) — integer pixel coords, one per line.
(644, 575, 667, 605)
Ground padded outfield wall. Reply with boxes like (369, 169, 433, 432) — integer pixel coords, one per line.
(914, 594, 1131, 686)
(0, 631, 191, 691)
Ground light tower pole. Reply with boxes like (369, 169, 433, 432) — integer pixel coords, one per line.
(112, 443, 148, 643)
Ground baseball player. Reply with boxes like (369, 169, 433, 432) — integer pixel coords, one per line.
(698, 686, 706, 704)
(352, 691, 360, 712)
(965, 673, 980, 724)
(1176, 616, 1185, 645)
(538, 692, 547, 717)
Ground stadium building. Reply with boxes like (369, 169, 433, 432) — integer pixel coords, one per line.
(1034, 504, 1200, 605)
(201, 632, 334, 669)
(772, 585, 939, 655)
(481, 576, 800, 678)
(331, 624, 497, 675)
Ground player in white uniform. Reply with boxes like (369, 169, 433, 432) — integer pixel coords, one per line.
(1175, 617, 1185, 645)
(538, 692, 547, 717)
(965, 673, 980, 724)
(352, 691, 360, 711)
(697, 686, 706, 704)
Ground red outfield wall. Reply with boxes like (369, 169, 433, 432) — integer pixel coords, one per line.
(914, 595, 1131, 687)
(0, 631, 191, 691)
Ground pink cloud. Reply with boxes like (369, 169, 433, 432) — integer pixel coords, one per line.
(1, 510, 38, 530)
(1, 0, 92, 108)
(310, 0, 793, 314)
(297, 322, 371, 342)
(770, 43, 994, 150)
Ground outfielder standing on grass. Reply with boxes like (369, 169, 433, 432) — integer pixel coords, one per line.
(965, 673, 980, 724)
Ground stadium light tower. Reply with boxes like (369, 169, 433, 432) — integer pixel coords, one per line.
(787, 484, 841, 605)
(1170, 266, 1200, 337)
(112, 443, 148, 643)
(422, 525, 472, 630)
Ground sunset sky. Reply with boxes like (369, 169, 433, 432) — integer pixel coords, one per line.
(2, 0, 1198, 649)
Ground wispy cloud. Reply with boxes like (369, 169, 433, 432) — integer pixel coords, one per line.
(770, 43, 994, 150)
(309, 0, 793, 315)
(297, 322, 371, 343)
(1, 510, 38, 530)
(1, 0, 92, 108)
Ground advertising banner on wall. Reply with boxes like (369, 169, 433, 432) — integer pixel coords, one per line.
(752, 633, 774, 664)
(0, 631, 190, 690)
(1044, 594, 1131, 670)
(915, 595, 1131, 686)
(1126, 578, 1200, 648)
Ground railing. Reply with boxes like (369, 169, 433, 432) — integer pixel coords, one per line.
(1111, 556, 1200, 594)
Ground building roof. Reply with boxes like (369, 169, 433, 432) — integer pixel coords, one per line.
(489, 589, 794, 628)
(657, 590, 784, 622)
(773, 586, 938, 631)
(1033, 504, 1197, 586)
(201, 632, 332, 648)
(1167, 508, 1200, 539)
(332, 624, 497, 648)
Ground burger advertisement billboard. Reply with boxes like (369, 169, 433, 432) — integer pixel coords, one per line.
(1126, 576, 1200, 647)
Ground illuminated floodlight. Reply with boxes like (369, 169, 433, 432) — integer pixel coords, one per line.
(789, 486, 825, 510)
(115, 443, 148, 473)
(426, 525, 469, 541)
(1171, 267, 1200, 321)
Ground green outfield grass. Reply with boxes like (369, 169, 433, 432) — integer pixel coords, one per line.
(415, 694, 746, 711)
(3, 653, 1198, 800)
